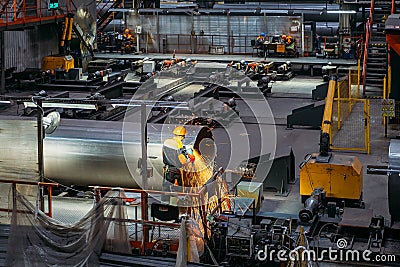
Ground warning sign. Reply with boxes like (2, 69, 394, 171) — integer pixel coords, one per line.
(382, 99, 395, 117)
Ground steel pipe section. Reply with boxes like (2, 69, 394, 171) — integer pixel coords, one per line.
(44, 119, 214, 189)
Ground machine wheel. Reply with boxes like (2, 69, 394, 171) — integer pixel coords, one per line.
(389, 173, 400, 221)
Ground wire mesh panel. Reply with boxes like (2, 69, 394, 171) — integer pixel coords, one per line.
(331, 77, 352, 138)
(331, 99, 369, 152)
(330, 74, 370, 153)
(370, 99, 385, 138)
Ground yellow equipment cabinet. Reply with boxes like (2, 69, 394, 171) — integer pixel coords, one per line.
(276, 44, 286, 53)
(300, 153, 363, 202)
(42, 55, 74, 72)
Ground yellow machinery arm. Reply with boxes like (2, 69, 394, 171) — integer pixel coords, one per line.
(60, 13, 74, 53)
(319, 78, 336, 156)
(60, 16, 68, 48)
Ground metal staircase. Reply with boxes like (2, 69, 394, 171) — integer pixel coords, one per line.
(363, 0, 394, 97)
(97, 0, 124, 32)
(365, 0, 392, 96)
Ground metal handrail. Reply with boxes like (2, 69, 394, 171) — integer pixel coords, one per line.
(90, 185, 206, 255)
(96, 0, 113, 19)
(97, 0, 122, 27)
(321, 79, 337, 137)
(0, 179, 59, 218)
(362, 0, 375, 94)
(0, 3, 68, 26)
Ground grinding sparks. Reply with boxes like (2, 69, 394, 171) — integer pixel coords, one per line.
(182, 149, 213, 188)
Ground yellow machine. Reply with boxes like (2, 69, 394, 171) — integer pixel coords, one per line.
(41, 13, 75, 72)
(42, 55, 74, 72)
(299, 78, 363, 204)
(300, 153, 362, 201)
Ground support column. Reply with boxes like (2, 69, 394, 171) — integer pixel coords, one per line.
(157, 11, 160, 53)
(0, 31, 5, 94)
(140, 103, 149, 254)
(141, 103, 148, 190)
(227, 10, 230, 54)
(301, 13, 305, 57)
(36, 99, 45, 211)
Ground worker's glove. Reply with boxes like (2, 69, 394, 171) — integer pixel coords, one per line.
(187, 154, 195, 163)
(184, 145, 193, 156)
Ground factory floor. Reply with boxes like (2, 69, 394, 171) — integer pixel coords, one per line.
(0, 75, 394, 266)
(0, 75, 391, 222)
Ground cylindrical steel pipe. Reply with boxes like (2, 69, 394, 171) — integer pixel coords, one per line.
(44, 119, 214, 189)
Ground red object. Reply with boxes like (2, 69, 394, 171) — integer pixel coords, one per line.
(387, 34, 400, 56)
(188, 154, 195, 162)
(124, 197, 137, 203)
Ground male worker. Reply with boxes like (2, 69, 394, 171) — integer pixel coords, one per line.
(162, 126, 195, 198)
(282, 35, 294, 45)
(286, 35, 294, 45)
(281, 35, 287, 43)
(255, 32, 266, 47)
(122, 28, 135, 54)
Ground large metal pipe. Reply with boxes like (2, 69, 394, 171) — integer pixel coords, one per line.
(44, 119, 214, 189)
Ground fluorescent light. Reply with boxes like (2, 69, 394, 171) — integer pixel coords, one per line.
(24, 102, 96, 110)
(0, 100, 11, 104)
(327, 10, 356, 14)
(261, 9, 289, 14)
(109, 8, 134, 12)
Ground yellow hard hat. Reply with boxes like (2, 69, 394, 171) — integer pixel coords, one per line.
(173, 126, 186, 136)
(124, 28, 130, 34)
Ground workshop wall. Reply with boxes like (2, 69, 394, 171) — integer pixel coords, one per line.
(125, 14, 303, 54)
(4, 24, 59, 72)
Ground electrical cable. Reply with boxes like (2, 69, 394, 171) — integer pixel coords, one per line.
(44, 176, 85, 194)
